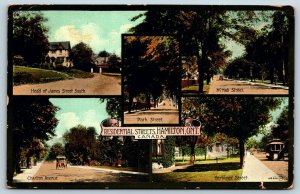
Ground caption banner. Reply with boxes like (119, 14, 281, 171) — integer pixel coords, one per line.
(101, 126, 201, 139)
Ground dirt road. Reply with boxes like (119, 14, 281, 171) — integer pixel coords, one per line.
(13, 74, 121, 95)
(254, 152, 289, 181)
(124, 99, 179, 124)
(22, 161, 149, 183)
(208, 75, 288, 95)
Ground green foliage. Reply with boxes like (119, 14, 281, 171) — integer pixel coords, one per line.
(13, 66, 70, 85)
(224, 57, 255, 79)
(98, 50, 110, 57)
(153, 157, 242, 182)
(224, 10, 291, 85)
(130, 10, 255, 92)
(12, 11, 49, 64)
(122, 138, 150, 169)
(63, 125, 97, 165)
(100, 98, 122, 119)
(271, 105, 289, 141)
(159, 137, 176, 168)
(107, 54, 121, 73)
(48, 143, 65, 160)
(63, 69, 94, 78)
(71, 42, 94, 72)
(179, 146, 206, 157)
(181, 96, 281, 167)
(11, 97, 59, 173)
(123, 36, 180, 113)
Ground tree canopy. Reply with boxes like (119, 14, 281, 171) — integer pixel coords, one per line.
(11, 97, 59, 173)
(130, 9, 292, 91)
(224, 10, 292, 85)
(48, 142, 65, 160)
(63, 125, 97, 165)
(12, 11, 49, 64)
(181, 97, 281, 167)
(123, 36, 180, 112)
(71, 42, 94, 72)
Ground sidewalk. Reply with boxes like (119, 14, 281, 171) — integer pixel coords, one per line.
(13, 160, 45, 182)
(70, 165, 149, 175)
(153, 164, 192, 174)
(226, 78, 289, 90)
(208, 75, 288, 94)
(241, 154, 285, 182)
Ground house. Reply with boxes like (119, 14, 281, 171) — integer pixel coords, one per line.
(207, 142, 228, 158)
(94, 55, 121, 74)
(47, 41, 73, 68)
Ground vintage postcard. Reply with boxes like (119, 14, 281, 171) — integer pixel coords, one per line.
(7, 5, 294, 189)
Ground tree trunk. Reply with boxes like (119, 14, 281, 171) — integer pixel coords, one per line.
(281, 34, 286, 86)
(190, 143, 196, 165)
(270, 63, 274, 84)
(206, 72, 211, 85)
(204, 146, 207, 160)
(282, 60, 286, 86)
(128, 94, 133, 113)
(198, 47, 205, 94)
(239, 138, 245, 168)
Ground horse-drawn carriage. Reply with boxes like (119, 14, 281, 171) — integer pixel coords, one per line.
(56, 155, 67, 169)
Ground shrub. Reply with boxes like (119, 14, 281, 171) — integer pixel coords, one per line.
(158, 137, 176, 168)
(13, 72, 33, 85)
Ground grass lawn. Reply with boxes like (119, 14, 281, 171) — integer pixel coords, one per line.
(203, 81, 210, 93)
(64, 69, 94, 78)
(13, 66, 70, 85)
(153, 157, 243, 182)
(13, 66, 94, 85)
(181, 80, 210, 94)
(182, 85, 198, 91)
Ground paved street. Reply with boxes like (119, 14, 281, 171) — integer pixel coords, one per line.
(208, 75, 288, 94)
(14, 161, 149, 183)
(241, 153, 286, 182)
(124, 99, 179, 124)
(13, 74, 121, 95)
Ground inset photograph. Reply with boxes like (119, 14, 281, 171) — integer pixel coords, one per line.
(123, 35, 180, 125)
(9, 97, 150, 183)
(180, 10, 291, 95)
(152, 97, 289, 183)
(9, 11, 153, 95)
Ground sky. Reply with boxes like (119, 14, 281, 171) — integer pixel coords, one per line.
(42, 11, 146, 56)
(48, 98, 110, 145)
(254, 97, 289, 141)
(37, 10, 273, 60)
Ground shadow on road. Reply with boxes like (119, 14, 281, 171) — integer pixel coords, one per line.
(173, 162, 241, 172)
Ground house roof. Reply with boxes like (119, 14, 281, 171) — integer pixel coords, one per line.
(49, 41, 71, 50)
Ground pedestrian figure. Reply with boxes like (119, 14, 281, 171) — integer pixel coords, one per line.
(56, 158, 59, 169)
(132, 97, 137, 111)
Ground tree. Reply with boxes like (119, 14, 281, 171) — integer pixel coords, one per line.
(11, 97, 59, 174)
(224, 57, 255, 80)
(130, 10, 260, 93)
(271, 106, 289, 141)
(63, 125, 97, 165)
(12, 11, 49, 64)
(233, 9, 292, 85)
(107, 54, 121, 72)
(182, 97, 281, 168)
(71, 42, 94, 71)
(99, 98, 122, 119)
(48, 143, 65, 160)
(98, 50, 110, 57)
(123, 36, 180, 113)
